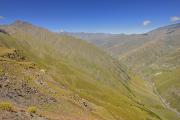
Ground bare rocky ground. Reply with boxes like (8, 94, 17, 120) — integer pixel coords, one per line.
(0, 47, 98, 120)
(0, 110, 48, 120)
(0, 48, 56, 120)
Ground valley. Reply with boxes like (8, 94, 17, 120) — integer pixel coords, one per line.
(1, 0, 180, 119)
(65, 23, 180, 118)
(0, 21, 179, 120)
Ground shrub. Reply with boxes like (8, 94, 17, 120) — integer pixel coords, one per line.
(0, 101, 13, 111)
(27, 106, 37, 113)
(0, 66, 3, 75)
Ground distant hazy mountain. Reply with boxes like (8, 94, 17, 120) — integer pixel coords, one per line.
(61, 23, 180, 77)
(59, 32, 151, 56)
(0, 20, 179, 120)
(61, 23, 180, 57)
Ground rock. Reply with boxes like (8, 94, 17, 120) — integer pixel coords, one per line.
(40, 69, 45, 73)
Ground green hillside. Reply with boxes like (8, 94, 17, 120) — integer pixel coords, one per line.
(0, 21, 179, 120)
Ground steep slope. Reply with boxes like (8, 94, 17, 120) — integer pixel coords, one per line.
(0, 21, 179, 120)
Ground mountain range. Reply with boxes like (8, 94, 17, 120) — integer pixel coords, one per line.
(0, 20, 179, 120)
(62, 23, 180, 116)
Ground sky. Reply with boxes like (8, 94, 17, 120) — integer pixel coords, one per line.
(0, 0, 180, 34)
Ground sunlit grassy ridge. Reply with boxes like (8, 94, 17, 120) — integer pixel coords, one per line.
(0, 21, 179, 120)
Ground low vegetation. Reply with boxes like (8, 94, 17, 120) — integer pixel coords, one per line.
(0, 101, 13, 111)
(27, 106, 37, 113)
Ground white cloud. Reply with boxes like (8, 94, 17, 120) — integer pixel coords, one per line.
(170, 16, 180, 22)
(143, 20, 151, 26)
(0, 16, 5, 19)
(59, 29, 64, 32)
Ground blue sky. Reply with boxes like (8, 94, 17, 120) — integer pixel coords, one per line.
(0, 0, 180, 34)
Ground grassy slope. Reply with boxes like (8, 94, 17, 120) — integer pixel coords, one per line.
(0, 21, 179, 120)
(0, 37, 102, 120)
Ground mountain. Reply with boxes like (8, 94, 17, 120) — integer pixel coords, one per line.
(117, 24, 180, 114)
(59, 32, 151, 56)
(64, 23, 180, 116)
(62, 23, 180, 59)
(119, 23, 180, 71)
(0, 21, 179, 120)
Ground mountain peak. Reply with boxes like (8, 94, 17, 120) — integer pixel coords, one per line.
(12, 20, 33, 26)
